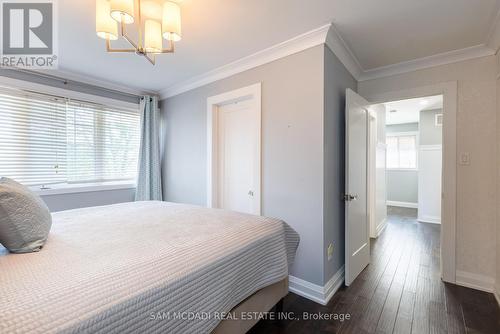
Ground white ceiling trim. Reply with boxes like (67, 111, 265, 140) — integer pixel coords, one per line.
(159, 21, 499, 99)
(160, 24, 332, 99)
(358, 44, 495, 81)
(324, 24, 363, 80)
(486, 6, 500, 51)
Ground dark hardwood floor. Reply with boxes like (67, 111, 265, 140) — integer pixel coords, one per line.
(249, 207, 500, 334)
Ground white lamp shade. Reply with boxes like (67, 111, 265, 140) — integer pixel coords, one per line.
(110, 0, 135, 24)
(141, 0, 162, 21)
(96, 0, 118, 40)
(162, 1, 181, 41)
(144, 19, 162, 53)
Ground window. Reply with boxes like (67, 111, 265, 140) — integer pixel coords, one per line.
(386, 133, 418, 169)
(0, 88, 140, 187)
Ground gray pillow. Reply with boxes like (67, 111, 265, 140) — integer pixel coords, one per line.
(0, 177, 52, 253)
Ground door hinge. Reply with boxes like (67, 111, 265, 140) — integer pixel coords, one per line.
(342, 193, 358, 202)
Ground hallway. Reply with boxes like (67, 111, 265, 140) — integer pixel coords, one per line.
(250, 207, 500, 333)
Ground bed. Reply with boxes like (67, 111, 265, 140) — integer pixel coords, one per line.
(0, 201, 299, 334)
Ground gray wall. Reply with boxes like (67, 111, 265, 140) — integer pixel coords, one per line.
(386, 123, 419, 204)
(420, 109, 443, 145)
(386, 122, 418, 133)
(323, 47, 356, 283)
(162, 46, 326, 285)
(41, 188, 135, 212)
(386, 170, 418, 203)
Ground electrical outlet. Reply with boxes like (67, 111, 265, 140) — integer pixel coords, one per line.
(327, 243, 334, 261)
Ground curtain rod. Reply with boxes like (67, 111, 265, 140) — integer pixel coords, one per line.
(10, 69, 145, 100)
(0, 83, 138, 111)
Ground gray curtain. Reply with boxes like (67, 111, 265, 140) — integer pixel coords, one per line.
(135, 96, 163, 201)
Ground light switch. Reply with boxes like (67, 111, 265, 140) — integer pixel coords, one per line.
(459, 152, 470, 166)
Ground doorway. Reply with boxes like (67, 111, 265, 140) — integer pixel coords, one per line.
(383, 95, 443, 225)
(345, 83, 457, 286)
(206, 83, 262, 215)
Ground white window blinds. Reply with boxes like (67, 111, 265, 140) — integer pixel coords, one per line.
(0, 88, 140, 187)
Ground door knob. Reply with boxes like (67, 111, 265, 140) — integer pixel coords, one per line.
(248, 190, 254, 196)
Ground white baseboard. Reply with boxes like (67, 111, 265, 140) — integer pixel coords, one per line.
(387, 201, 418, 209)
(455, 270, 495, 293)
(289, 265, 344, 305)
(376, 218, 387, 237)
(418, 215, 441, 224)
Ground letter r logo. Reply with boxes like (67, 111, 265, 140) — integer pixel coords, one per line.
(2, 2, 53, 54)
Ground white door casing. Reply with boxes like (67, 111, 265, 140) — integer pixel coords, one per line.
(206, 83, 261, 215)
(360, 82, 456, 283)
(345, 89, 370, 286)
(368, 111, 377, 238)
(367, 104, 387, 239)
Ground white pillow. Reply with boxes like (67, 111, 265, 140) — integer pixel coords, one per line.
(0, 178, 52, 253)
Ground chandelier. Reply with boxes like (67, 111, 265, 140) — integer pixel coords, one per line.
(96, 0, 181, 65)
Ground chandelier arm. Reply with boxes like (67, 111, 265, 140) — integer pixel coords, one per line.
(137, 0, 143, 48)
(160, 39, 175, 53)
(106, 38, 136, 53)
(144, 53, 156, 65)
(120, 18, 139, 50)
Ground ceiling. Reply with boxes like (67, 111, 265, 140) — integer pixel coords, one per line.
(384, 95, 443, 125)
(58, 0, 500, 93)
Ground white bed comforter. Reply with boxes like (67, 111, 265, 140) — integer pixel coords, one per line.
(0, 201, 299, 334)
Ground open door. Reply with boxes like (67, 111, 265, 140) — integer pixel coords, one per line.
(345, 89, 370, 286)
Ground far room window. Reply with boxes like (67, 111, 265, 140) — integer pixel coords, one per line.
(0, 87, 140, 187)
(386, 133, 418, 169)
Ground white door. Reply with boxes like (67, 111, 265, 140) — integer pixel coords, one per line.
(217, 99, 260, 214)
(345, 89, 370, 286)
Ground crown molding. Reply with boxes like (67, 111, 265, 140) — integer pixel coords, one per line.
(324, 23, 363, 80)
(358, 44, 495, 81)
(160, 24, 332, 99)
(486, 5, 500, 51)
(159, 21, 500, 99)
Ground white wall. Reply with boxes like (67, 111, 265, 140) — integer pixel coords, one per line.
(359, 55, 497, 285)
(418, 109, 443, 224)
(418, 146, 442, 224)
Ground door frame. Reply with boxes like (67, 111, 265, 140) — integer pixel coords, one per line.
(206, 83, 262, 214)
(368, 110, 377, 238)
(361, 81, 457, 284)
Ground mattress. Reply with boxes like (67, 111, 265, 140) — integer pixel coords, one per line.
(0, 201, 299, 334)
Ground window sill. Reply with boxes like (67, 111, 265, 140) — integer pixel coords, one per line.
(31, 181, 136, 196)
